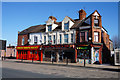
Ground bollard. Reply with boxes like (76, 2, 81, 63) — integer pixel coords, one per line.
(2, 56, 3, 61)
(66, 57, 68, 65)
(32, 57, 33, 63)
(21, 56, 23, 62)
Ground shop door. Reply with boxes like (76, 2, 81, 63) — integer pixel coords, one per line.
(95, 49, 99, 61)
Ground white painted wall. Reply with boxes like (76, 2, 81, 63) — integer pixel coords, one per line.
(29, 16, 76, 45)
(62, 16, 74, 31)
(29, 33, 42, 45)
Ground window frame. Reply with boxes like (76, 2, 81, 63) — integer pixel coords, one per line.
(64, 34, 68, 43)
(94, 19, 99, 26)
(60, 34, 62, 44)
(44, 36, 46, 44)
(53, 35, 56, 44)
(48, 25, 52, 32)
(34, 36, 38, 44)
(71, 34, 73, 43)
(94, 32, 99, 42)
(80, 32, 85, 42)
(64, 22, 69, 30)
(22, 37, 24, 45)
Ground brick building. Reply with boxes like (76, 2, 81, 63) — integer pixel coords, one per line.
(16, 9, 111, 64)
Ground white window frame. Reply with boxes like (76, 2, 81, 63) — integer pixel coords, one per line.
(22, 37, 24, 45)
(64, 34, 68, 43)
(94, 32, 99, 42)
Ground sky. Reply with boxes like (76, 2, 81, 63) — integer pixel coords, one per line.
(2, 2, 118, 46)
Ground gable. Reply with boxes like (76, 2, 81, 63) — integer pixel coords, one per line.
(84, 17, 90, 24)
(93, 12, 100, 16)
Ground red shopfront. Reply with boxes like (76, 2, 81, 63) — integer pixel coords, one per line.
(16, 45, 43, 61)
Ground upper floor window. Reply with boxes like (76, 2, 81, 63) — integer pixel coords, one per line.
(44, 36, 46, 44)
(53, 35, 56, 44)
(94, 32, 99, 42)
(71, 34, 73, 43)
(34, 36, 38, 44)
(64, 22, 69, 30)
(48, 25, 52, 32)
(48, 35, 52, 43)
(60, 34, 62, 44)
(80, 32, 85, 42)
(94, 19, 99, 26)
(64, 34, 68, 43)
(22, 37, 24, 45)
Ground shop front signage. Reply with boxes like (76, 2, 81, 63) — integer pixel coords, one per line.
(16, 46, 39, 50)
(76, 47, 89, 50)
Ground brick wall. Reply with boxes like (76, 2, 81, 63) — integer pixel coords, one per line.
(91, 15, 102, 43)
(17, 34, 28, 46)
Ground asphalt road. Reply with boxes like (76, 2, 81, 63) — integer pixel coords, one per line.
(2, 68, 66, 78)
(1, 60, 119, 78)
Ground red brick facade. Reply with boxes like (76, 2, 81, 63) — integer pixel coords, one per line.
(17, 34, 28, 46)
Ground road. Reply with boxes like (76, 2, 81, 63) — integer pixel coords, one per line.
(1, 60, 119, 78)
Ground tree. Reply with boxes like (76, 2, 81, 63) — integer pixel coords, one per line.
(112, 35, 120, 49)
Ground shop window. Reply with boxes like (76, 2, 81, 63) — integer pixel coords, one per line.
(22, 37, 24, 45)
(94, 32, 99, 42)
(60, 34, 62, 44)
(64, 34, 68, 43)
(48, 25, 52, 32)
(35, 51, 37, 54)
(116, 52, 119, 63)
(71, 34, 73, 43)
(77, 50, 89, 59)
(30, 51, 32, 54)
(94, 19, 99, 26)
(64, 22, 69, 30)
(53, 35, 56, 44)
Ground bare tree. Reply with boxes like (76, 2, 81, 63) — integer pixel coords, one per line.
(112, 35, 120, 49)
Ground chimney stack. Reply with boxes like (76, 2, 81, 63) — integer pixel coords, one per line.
(79, 9, 87, 20)
(49, 16, 57, 22)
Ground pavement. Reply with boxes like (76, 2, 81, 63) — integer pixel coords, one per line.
(4, 59, 119, 70)
(1, 59, 120, 78)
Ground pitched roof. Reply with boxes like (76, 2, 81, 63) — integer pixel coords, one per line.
(67, 16, 75, 23)
(18, 24, 46, 35)
(19, 10, 102, 34)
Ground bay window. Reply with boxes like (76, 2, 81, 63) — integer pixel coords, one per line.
(71, 34, 73, 43)
(34, 36, 38, 44)
(44, 36, 46, 44)
(60, 34, 62, 44)
(53, 35, 55, 44)
(64, 34, 68, 43)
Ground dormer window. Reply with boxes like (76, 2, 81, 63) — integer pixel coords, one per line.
(48, 25, 52, 32)
(64, 22, 69, 30)
(94, 19, 99, 26)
